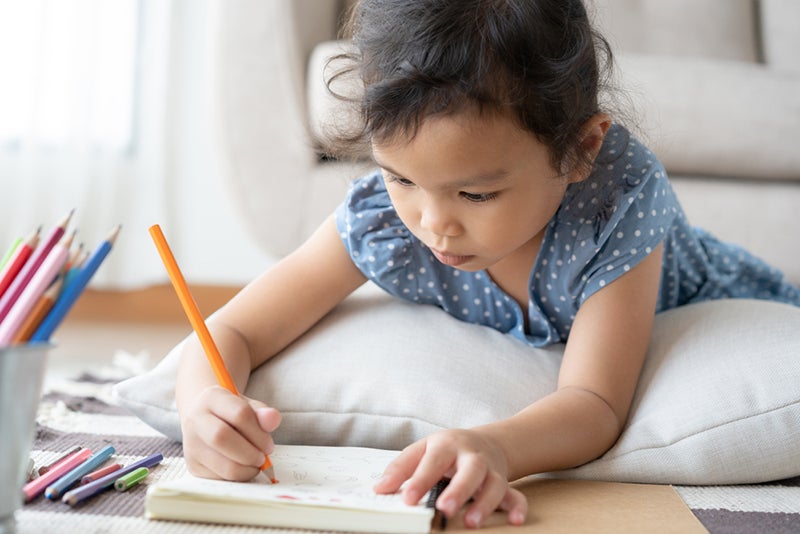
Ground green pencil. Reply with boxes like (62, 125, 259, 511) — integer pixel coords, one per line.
(0, 237, 21, 270)
(114, 467, 150, 492)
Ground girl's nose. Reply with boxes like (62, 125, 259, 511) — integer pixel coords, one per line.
(419, 199, 462, 237)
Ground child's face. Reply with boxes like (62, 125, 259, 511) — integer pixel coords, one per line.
(372, 109, 575, 272)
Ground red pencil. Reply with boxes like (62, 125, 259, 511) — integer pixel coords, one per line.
(80, 462, 122, 485)
(0, 210, 73, 323)
(0, 227, 40, 300)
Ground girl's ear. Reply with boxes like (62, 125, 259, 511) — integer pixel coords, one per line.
(569, 113, 612, 183)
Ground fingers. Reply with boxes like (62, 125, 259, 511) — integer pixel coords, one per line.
(459, 478, 528, 528)
(207, 390, 274, 461)
(435, 451, 490, 519)
(374, 440, 427, 497)
(251, 402, 282, 434)
(402, 442, 459, 506)
(374, 430, 528, 528)
(497, 487, 528, 526)
(183, 438, 262, 481)
(182, 387, 279, 481)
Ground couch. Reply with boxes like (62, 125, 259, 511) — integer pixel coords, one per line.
(214, 0, 800, 285)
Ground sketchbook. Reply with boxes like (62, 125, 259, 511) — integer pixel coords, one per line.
(145, 445, 435, 534)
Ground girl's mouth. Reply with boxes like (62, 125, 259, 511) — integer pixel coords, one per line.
(431, 248, 473, 267)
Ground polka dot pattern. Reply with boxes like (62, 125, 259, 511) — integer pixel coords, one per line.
(335, 125, 800, 347)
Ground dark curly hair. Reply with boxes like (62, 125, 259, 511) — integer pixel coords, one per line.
(325, 0, 616, 176)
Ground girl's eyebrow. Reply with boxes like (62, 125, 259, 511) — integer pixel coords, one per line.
(374, 158, 511, 188)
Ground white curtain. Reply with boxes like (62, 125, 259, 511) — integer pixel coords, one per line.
(0, 0, 170, 288)
(0, 0, 272, 289)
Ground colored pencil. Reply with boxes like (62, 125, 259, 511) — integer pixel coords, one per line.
(11, 273, 64, 344)
(0, 210, 72, 323)
(61, 453, 163, 506)
(148, 224, 277, 483)
(0, 232, 73, 346)
(23, 447, 92, 502)
(114, 467, 149, 492)
(38, 446, 82, 476)
(62, 249, 88, 293)
(81, 463, 122, 485)
(45, 445, 115, 500)
(30, 225, 121, 343)
(26, 457, 36, 482)
(65, 242, 84, 271)
(0, 237, 22, 270)
(0, 227, 40, 300)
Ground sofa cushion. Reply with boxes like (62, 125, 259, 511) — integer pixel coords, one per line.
(761, 0, 800, 72)
(308, 36, 800, 181)
(617, 53, 800, 180)
(589, 0, 759, 63)
(113, 283, 800, 485)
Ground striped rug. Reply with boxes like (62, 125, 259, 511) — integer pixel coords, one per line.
(15, 362, 800, 533)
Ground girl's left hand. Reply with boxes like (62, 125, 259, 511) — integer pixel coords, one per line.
(373, 429, 528, 528)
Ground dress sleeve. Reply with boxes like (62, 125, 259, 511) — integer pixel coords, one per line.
(578, 162, 678, 303)
(334, 171, 419, 291)
(545, 136, 680, 307)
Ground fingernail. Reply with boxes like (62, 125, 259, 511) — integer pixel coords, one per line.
(438, 497, 456, 516)
(466, 510, 483, 527)
(511, 509, 525, 524)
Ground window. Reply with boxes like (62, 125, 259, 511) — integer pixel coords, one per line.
(0, 0, 139, 151)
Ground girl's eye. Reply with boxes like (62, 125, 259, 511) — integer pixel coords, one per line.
(460, 191, 498, 203)
(384, 173, 415, 187)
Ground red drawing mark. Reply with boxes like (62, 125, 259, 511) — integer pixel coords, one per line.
(276, 495, 300, 500)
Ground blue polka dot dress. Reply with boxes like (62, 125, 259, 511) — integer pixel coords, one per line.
(335, 124, 800, 347)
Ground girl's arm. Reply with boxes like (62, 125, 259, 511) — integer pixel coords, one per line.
(176, 215, 367, 480)
(488, 243, 664, 478)
(376, 244, 664, 528)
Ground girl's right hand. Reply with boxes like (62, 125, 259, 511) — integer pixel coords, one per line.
(180, 385, 281, 481)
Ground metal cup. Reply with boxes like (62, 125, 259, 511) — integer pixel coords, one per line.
(0, 344, 50, 532)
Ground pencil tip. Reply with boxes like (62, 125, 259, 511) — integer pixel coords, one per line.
(62, 230, 77, 246)
(262, 465, 277, 484)
(59, 209, 76, 228)
(107, 225, 122, 244)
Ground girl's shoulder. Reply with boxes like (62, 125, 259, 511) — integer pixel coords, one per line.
(542, 125, 683, 304)
(558, 125, 678, 236)
(334, 171, 425, 284)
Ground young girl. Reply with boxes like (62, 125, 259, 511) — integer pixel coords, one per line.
(175, 0, 800, 528)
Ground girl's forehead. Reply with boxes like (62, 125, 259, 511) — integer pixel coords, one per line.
(374, 107, 531, 150)
(371, 109, 557, 180)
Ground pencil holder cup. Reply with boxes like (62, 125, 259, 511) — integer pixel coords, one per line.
(0, 343, 50, 531)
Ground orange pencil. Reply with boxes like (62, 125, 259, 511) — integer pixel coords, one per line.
(148, 224, 276, 483)
(0, 226, 41, 300)
(65, 242, 84, 271)
(12, 273, 65, 344)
